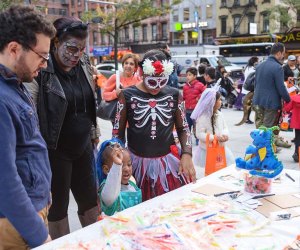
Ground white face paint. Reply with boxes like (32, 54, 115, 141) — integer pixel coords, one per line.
(144, 75, 169, 90)
(56, 37, 86, 71)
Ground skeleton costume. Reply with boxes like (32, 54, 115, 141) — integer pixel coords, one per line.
(113, 84, 192, 200)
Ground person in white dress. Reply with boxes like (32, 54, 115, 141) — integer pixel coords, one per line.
(191, 87, 234, 178)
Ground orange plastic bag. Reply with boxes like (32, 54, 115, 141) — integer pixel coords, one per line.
(205, 133, 227, 176)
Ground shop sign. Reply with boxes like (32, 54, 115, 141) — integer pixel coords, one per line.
(182, 22, 208, 29)
(93, 46, 112, 56)
(279, 31, 300, 43)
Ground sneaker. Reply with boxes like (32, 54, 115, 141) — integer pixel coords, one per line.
(275, 137, 292, 148)
(292, 153, 299, 162)
(246, 120, 254, 124)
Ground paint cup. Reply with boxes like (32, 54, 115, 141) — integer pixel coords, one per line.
(244, 173, 272, 194)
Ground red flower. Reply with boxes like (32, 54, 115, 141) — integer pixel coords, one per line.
(152, 61, 164, 75)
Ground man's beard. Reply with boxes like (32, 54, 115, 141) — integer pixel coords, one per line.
(15, 55, 35, 82)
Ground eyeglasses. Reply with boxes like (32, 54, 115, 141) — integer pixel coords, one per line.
(144, 76, 169, 89)
(26, 46, 49, 64)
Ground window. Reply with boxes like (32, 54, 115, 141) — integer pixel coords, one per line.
(221, 0, 227, 7)
(151, 24, 157, 40)
(183, 8, 189, 21)
(188, 31, 198, 45)
(77, 0, 81, 5)
(78, 11, 82, 18)
(162, 23, 168, 40)
(262, 14, 269, 32)
(248, 14, 255, 24)
(142, 25, 147, 41)
(93, 31, 98, 45)
(173, 32, 184, 45)
(59, 8, 67, 15)
(206, 5, 212, 19)
(233, 15, 241, 33)
(133, 26, 139, 42)
(233, 0, 240, 6)
(100, 33, 105, 45)
(173, 9, 179, 22)
(220, 17, 227, 34)
(160, 0, 167, 7)
(124, 27, 129, 40)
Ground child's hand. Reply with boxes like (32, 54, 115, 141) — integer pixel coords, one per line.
(112, 147, 123, 165)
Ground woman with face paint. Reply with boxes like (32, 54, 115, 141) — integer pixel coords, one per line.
(102, 53, 142, 102)
(28, 17, 99, 239)
(112, 49, 196, 201)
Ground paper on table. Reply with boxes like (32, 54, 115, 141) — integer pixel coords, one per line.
(192, 183, 232, 196)
(264, 193, 300, 209)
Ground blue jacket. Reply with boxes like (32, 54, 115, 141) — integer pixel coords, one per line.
(253, 55, 290, 109)
(0, 64, 51, 248)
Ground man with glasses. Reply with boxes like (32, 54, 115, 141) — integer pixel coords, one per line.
(0, 5, 56, 249)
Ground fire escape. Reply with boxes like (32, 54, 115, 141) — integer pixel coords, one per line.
(228, 0, 257, 35)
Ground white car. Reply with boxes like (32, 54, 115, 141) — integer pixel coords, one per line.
(96, 63, 123, 79)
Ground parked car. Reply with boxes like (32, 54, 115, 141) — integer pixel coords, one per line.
(96, 62, 123, 79)
(172, 54, 244, 82)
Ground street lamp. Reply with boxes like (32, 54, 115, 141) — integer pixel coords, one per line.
(85, 0, 119, 70)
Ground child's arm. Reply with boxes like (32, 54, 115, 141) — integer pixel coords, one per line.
(100, 163, 122, 207)
(195, 115, 214, 142)
(283, 100, 293, 113)
(112, 92, 127, 143)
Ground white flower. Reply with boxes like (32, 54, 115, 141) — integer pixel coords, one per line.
(162, 60, 174, 76)
(142, 59, 155, 75)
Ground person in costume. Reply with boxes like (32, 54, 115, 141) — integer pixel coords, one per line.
(191, 88, 234, 178)
(96, 139, 142, 215)
(112, 49, 196, 201)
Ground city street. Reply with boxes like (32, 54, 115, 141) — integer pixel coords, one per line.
(68, 108, 298, 232)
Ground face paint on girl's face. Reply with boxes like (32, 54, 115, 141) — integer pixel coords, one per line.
(57, 37, 86, 69)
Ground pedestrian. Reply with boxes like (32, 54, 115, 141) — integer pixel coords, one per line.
(183, 67, 206, 145)
(112, 49, 196, 201)
(0, 5, 56, 249)
(191, 88, 234, 178)
(102, 53, 141, 101)
(240, 56, 259, 124)
(252, 42, 291, 148)
(96, 139, 142, 216)
(25, 17, 100, 239)
(284, 94, 300, 162)
(283, 55, 299, 86)
(197, 63, 207, 85)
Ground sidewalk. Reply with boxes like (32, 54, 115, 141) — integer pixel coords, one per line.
(68, 108, 298, 232)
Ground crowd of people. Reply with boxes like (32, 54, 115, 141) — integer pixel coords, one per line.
(0, 5, 299, 249)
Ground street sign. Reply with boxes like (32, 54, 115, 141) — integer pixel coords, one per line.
(93, 46, 112, 56)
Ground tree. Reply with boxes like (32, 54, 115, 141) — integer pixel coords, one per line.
(0, 0, 24, 10)
(83, 0, 181, 69)
(269, 0, 300, 33)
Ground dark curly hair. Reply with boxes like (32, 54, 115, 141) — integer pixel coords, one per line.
(51, 17, 88, 49)
(0, 5, 56, 52)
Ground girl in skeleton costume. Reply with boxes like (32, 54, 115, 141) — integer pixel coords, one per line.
(112, 49, 196, 201)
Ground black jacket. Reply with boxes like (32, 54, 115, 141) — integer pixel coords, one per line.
(283, 64, 294, 81)
(32, 54, 97, 150)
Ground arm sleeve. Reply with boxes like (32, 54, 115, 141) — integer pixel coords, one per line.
(100, 163, 122, 206)
(195, 115, 214, 142)
(220, 112, 229, 136)
(112, 92, 127, 143)
(0, 102, 48, 248)
(174, 92, 192, 155)
(274, 67, 291, 103)
(103, 74, 118, 101)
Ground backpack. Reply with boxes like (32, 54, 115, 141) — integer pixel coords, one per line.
(243, 71, 255, 92)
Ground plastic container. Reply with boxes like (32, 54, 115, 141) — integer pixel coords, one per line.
(244, 173, 272, 194)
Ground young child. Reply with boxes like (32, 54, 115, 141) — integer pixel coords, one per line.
(283, 94, 300, 162)
(112, 49, 195, 201)
(96, 139, 142, 216)
(191, 88, 234, 178)
(183, 67, 206, 145)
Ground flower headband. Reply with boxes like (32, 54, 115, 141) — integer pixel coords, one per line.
(142, 59, 174, 77)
